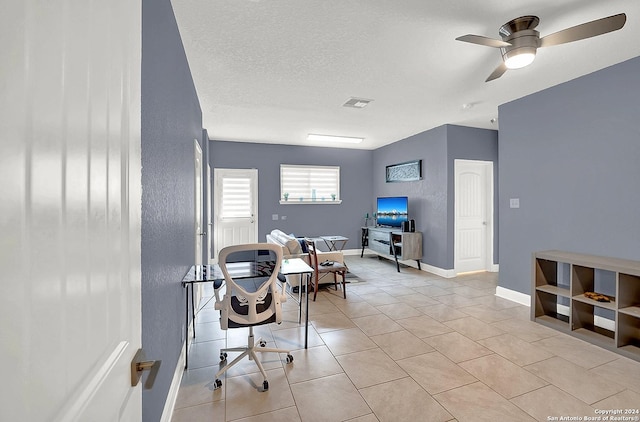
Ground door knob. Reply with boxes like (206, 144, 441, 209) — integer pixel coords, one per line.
(131, 348, 161, 389)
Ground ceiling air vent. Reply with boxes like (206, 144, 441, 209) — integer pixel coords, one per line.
(343, 97, 372, 109)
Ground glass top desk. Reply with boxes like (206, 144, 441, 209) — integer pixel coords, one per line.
(181, 258, 313, 368)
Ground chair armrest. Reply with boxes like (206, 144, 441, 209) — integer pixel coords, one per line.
(213, 279, 224, 309)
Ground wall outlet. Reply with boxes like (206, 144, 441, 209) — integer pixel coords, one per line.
(510, 198, 520, 208)
(272, 214, 278, 220)
(281, 215, 287, 220)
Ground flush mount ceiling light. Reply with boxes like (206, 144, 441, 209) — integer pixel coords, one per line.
(307, 134, 364, 144)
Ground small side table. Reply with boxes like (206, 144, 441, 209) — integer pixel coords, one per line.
(320, 235, 349, 251)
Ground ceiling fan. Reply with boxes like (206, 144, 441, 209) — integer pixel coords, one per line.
(456, 13, 626, 82)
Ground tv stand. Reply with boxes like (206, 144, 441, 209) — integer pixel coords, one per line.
(361, 226, 422, 272)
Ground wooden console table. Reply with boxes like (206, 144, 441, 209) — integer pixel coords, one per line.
(361, 226, 422, 272)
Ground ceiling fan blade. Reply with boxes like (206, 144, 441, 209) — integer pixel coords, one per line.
(540, 13, 626, 48)
(485, 62, 508, 82)
(456, 34, 512, 48)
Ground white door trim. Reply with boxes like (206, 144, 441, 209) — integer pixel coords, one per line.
(194, 140, 203, 266)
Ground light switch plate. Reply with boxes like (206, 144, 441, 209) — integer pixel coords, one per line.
(272, 214, 278, 220)
(510, 198, 520, 208)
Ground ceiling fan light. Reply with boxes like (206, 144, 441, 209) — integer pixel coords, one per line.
(505, 52, 536, 69)
(503, 46, 537, 69)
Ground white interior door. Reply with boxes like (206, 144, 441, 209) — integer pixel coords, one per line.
(0, 0, 143, 420)
(194, 140, 203, 266)
(454, 160, 494, 273)
(213, 168, 258, 260)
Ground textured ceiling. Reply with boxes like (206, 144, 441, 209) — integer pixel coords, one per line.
(171, 0, 640, 150)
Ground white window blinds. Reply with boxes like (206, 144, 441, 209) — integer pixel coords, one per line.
(280, 164, 340, 202)
(221, 177, 252, 218)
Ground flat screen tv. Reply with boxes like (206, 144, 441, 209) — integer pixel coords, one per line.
(376, 196, 408, 228)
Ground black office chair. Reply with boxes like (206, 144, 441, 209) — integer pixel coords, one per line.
(212, 243, 293, 391)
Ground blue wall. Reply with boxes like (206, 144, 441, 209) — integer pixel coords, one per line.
(498, 56, 640, 295)
(373, 124, 498, 270)
(141, 0, 203, 420)
(209, 141, 373, 249)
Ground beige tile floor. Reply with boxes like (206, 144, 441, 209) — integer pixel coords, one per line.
(172, 255, 640, 422)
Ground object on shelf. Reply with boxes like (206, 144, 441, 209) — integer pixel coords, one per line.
(584, 291, 614, 302)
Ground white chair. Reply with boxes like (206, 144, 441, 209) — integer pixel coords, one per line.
(212, 243, 293, 392)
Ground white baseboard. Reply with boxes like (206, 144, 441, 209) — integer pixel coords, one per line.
(161, 342, 186, 422)
(495, 286, 531, 307)
(360, 250, 456, 278)
(162, 287, 198, 422)
(490, 264, 499, 273)
(419, 262, 457, 278)
(342, 248, 363, 256)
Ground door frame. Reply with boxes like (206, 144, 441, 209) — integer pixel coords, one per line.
(194, 139, 203, 266)
(454, 159, 495, 273)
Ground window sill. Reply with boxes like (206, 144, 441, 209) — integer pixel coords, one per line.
(279, 200, 342, 205)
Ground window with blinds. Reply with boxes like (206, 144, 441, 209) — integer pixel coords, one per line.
(280, 164, 341, 203)
(221, 177, 252, 218)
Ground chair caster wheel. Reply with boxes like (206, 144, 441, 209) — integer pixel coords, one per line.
(262, 380, 269, 391)
(259, 340, 267, 347)
(220, 352, 227, 362)
(213, 379, 222, 390)
(286, 354, 294, 364)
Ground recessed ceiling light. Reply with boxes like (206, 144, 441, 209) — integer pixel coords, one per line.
(343, 97, 373, 108)
(307, 134, 364, 144)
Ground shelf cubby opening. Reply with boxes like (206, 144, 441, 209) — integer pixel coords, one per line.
(619, 306, 640, 318)
(572, 300, 615, 340)
(535, 258, 559, 288)
(618, 313, 640, 359)
(572, 265, 594, 296)
(534, 290, 570, 325)
(619, 273, 640, 309)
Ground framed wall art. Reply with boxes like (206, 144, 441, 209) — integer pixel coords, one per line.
(385, 160, 422, 182)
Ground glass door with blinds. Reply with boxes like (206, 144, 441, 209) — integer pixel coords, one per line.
(213, 168, 258, 260)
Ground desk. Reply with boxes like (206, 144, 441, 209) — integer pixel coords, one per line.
(280, 258, 314, 349)
(181, 258, 313, 368)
